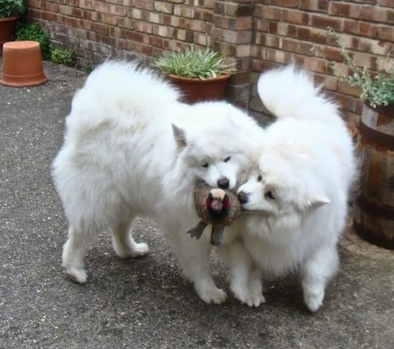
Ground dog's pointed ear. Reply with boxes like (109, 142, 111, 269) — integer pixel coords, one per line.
(306, 194, 330, 209)
(172, 124, 187, 148)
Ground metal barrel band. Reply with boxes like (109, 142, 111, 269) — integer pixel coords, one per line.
(359, 120, 394, 151)
(356, 195, 394, 221)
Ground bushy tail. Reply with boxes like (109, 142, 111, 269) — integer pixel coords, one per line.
(257, 65, 339, 122)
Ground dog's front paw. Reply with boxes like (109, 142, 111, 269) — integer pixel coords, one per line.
(231, 285, 265, 307)
(200, 288, 228, 305)
(129, 242, 149, 258)
(249, 292, 266, 307)
(65, 266, 88, 284)
(195, 283, 227, 304)
(304, 290, 324, 312)
(115, 241, 149, 259)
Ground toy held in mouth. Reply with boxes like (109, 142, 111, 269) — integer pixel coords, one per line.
(186, 181, 244, 246)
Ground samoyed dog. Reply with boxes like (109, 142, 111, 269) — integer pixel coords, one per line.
(52, 61, 264, 304)
(219, 65, 357, 311)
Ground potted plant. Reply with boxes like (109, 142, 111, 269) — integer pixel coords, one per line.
(332, 33, 394, 250)
(153, 46, 237, 104)
(0, 0, 27, 49)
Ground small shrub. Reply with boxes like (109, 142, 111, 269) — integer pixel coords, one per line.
(153, 46, 237, 80)
(327, 28, 394, 107)
(0, 0, 27, 18)
(15, 23, 51, 60)
(82, 63, 93, 74)
(50, 47, 76, 67)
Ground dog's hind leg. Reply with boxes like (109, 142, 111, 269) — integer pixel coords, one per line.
(301, 244, 339, 312)
(62, 225, 93, 284)
(110, 216, 149, 259)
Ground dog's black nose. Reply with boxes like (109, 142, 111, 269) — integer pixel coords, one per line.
(238, 191, 248, 204)
(217, 177, 229, 189)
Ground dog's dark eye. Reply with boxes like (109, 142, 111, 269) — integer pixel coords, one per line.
(265, 190, 275, 200)
(202, 162, 209, 168)
(224, 156, 231, 163)
(257, 175, 262, 182)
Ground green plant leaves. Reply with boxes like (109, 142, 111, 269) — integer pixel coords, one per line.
(0, 0, 26, 18)
(15, 23, 51, 60)
(153, 46, 236, 80)
(330, 29, 394, 107)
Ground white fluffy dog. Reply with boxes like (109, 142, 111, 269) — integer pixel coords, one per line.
(52, 61, 265, 304)
(219, 65, 357, 311)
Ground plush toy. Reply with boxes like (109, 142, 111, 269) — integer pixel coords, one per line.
(186, 181, 244, 246)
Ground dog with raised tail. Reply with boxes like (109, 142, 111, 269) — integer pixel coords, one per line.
(219, 65, 357, 311)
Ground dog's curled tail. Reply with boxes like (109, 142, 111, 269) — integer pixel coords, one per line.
(257, 65, 339, 122)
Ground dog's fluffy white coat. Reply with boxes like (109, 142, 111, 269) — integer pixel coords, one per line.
(219, 65, 357, 311)
(52, 61, 265, 304)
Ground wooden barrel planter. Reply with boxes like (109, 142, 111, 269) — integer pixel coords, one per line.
(353, 102, 394, 250)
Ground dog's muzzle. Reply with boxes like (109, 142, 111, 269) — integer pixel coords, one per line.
(237, 191, 248, 204)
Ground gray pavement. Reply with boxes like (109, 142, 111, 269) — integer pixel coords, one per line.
(1, 60, 393, 349)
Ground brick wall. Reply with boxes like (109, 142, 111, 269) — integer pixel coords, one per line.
(27, 0, 394, 123)
(250, 0, 394, 122)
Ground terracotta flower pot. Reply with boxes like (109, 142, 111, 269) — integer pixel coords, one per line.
(167, 74, 230, 104)
(0, 16, 18, 51)
(0, 40, 48, 87)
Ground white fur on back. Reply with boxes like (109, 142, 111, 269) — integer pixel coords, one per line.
(67, 61, 181, 134)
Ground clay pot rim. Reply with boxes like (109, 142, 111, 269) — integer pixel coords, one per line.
(0, 16, 19, 22)
(0, 75, 48, 87)
(167, 74, 231, 83)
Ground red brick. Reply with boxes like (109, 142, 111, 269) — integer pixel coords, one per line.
(195, 9, 213, 22)
(80, 0, 94, 10)
(154, 1, 174, 14)
(328, 2, 362, 18)
(361, 6, 394, 24)
(378, 0, 394, 6)
(338, 80, 362, 98)
(45, 3, 60, 12)
(300, 0, 329, 12)
(135, 0, 154, 10)
(92, 23, 109, 36)
(311, 14, 344, 31)
(319, 45, 344, 62)
(283, 10, 309, 25)
(64, 16, 79, 28)
(29, 0, 43, 9)
(378, 26, 394, 41)
(271, 0, 299, 7)
(281, 39, 315, 56)
(259, 6, 282, 21)
(42, 12, 56, 21)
